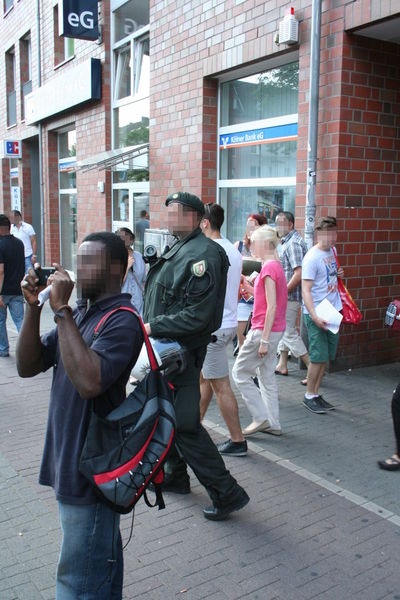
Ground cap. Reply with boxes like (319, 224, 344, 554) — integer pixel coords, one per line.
(165, 192, 205, 216)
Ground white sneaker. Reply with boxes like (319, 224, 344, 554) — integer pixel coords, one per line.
(242, 420, 271, 436)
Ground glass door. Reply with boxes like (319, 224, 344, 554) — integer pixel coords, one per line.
(112, 182, 149, 252)
(60, 193, 78, 273)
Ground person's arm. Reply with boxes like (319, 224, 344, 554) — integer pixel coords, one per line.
(16, 269, 46, 377)
(47, 265, 102, 399)
(286, 241, 304, 293)
(30, 235, 37, 261)
(123, 254, 134, 284)
(287, 266, 301, 294)
(302, 279, 327, 330)
(258, 277, 277, 358)
(0, 263, 4, 308)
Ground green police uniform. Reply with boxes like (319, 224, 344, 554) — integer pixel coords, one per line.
(143, 225, 246, 506)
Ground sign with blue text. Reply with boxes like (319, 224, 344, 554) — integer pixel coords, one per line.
(220, 123, 298, 150)
(58, 0, 98, 41)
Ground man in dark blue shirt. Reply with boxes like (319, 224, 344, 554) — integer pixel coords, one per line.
(16, 232, 143, 600)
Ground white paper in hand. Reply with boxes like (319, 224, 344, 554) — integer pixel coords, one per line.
(315, 298, 343, 334)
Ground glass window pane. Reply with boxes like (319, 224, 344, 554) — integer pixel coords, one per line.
(64, 37, 75, 60)
(220, 140, 297, 180)
(113, 0, 149, 44)
(134, 37, 149, 96)
(113, 189, 130, 222)
(114, 43, 131, 100)
(58, 131, 76, 159)
(60, 193, 77, 272)
(220, 62, 299, 127)
(219, 186, 296, 242)
(133, 193, 149, 253)
(60, 170, 76, 189)
(114, 100, 149, 148)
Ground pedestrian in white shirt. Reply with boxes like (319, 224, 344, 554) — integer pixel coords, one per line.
(199, 204, 247, 457)
(302, 216, 344, 414)
(10, 210, 37, 273)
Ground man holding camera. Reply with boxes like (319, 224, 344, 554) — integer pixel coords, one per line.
(143, 192, 249, 520)
(16, 232, 143, 599)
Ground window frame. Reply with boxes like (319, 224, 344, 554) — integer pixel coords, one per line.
(4, 0, 13, 15)
(217, 61, 299, 236)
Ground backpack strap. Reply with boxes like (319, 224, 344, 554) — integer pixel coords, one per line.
(93, 306, 159, 371)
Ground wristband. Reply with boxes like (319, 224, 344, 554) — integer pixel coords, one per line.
(260, 339, 270, 345)
(54, 305, 73, 322)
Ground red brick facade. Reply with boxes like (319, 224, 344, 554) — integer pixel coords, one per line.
(0, 1, 112, 263)
(149, 0, 400, 369)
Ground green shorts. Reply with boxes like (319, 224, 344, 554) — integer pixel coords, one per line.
(304, 313, 339, 363)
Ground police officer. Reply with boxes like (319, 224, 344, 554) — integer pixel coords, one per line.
(143, 192, 249, 520)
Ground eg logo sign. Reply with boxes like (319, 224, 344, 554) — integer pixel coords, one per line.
(59, 0, 99, 41)
(68, 10, 94, 30)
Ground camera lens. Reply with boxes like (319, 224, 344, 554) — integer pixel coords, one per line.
(144, 245, 157, 258)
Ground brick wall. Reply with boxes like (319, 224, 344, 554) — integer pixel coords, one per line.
(0, 0, 112, 261)
(150, 0, 400, 368)
(334, 34, 400, 369)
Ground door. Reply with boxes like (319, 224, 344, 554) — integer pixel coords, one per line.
(112, 182, 149, 252)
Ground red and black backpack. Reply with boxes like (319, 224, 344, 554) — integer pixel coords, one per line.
(79, 307, 176, 514)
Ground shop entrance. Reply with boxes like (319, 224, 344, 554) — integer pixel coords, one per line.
(112, 182, 149, 253)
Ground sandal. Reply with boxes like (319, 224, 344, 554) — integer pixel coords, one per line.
(274, 369, 288, 376)
(300, 378, 308, 386)
(377, 455, 400, 471)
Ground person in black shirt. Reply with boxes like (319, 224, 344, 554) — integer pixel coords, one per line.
(0, 214, 25, 357)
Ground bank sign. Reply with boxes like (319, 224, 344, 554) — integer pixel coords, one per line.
(219, 123, 298, 150)
(58, 0, 98, 41)
(1, 140, 21, 158)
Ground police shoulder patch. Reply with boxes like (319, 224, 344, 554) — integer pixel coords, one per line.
(191, 260, 207, 277)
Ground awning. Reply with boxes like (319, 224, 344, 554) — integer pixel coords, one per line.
(75, 143, 149, 172)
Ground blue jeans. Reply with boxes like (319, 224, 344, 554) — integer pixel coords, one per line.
(57, 502, 123, 600)
(25, 254, 33, 273)
(0, 295, 24, 355)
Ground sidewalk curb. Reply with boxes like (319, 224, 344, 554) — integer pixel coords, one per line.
(203, 418, 400, 527)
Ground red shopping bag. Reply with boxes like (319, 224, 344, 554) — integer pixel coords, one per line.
(332, 248, 362, 325)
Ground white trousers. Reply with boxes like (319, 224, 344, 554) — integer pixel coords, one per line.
(277, 300, 308, 357)
(232, 328, 283, 429)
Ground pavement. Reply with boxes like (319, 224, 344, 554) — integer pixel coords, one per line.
(1, 299, 400, 599)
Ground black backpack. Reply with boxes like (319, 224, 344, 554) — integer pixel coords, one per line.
(79, 307, 176, 514)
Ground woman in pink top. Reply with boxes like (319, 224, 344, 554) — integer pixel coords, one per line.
(232, 226, 288, 436)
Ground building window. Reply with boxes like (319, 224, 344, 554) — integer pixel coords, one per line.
(4, 0, 13, 14)
(112, 0, 150, 151)
(53, 5, 75, 66)
(20, 32, 32, 120)
(218, 61, 299, 242)
(58, 130, 77, 272)
(6, 47, 16, 127)
(111, 0, 150, 239)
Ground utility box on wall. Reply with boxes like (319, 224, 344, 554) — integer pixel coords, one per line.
(279, 8, 299, 45)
